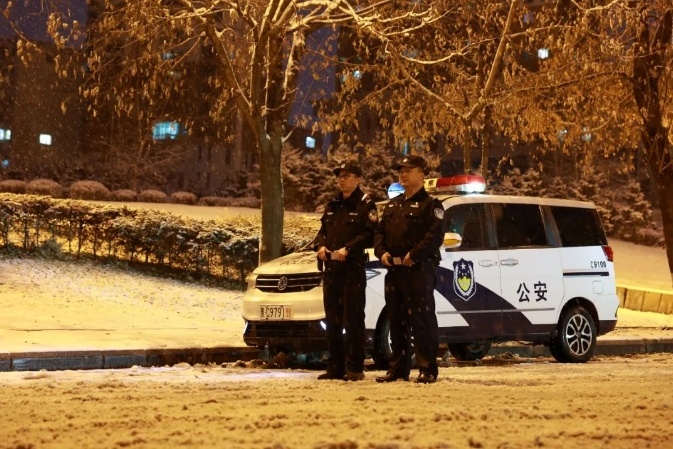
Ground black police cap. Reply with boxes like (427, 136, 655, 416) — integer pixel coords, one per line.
(333, 161, 363, 177)
(395, 155, 427, 171)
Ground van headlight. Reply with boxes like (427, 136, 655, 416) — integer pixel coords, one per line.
(246, 274, 258, 290)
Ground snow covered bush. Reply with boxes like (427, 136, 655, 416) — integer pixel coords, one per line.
(69, 181, 111, 201)
(636, 228, 663, 246)
(492, 168, 546, 197)
(0, 193, 320, 287)
(353, 140, 399, 203)
(281, 138, 401, 212)
(489, 164, 663, 244)
(541, 176, 568, 200)
(282, 146, 331, 211)
(198, 196, 230, 207)
(110, 189, 138, 202)
(0, 179, 26, 194)
(613, 178, 654, 242)
(26, 179, 63, 198)
(170, 191, 197, 205)
(229, 197, 261, 208)
(218, 169, 261, 201)
(138, 189, 168, 203)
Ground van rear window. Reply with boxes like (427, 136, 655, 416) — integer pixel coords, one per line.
(550, 206, 607, 247)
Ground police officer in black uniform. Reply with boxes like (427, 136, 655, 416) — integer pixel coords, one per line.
(374, 155, 444, 384)
(313, 161, 378, 381)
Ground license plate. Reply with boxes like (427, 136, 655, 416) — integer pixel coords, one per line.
(260, 305, 291, 320)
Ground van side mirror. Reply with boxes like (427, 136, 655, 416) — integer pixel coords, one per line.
(443, 232, 462, 249)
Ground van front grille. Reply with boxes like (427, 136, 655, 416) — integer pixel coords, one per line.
(255, 273, 322, 293)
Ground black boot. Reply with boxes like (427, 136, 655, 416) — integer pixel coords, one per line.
(375, 371, 410, 383)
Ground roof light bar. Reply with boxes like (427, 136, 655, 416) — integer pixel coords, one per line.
(424, 174, 486, 194)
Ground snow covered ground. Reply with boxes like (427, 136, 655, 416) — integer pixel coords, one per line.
(1, 353, 672, 449)
(1, 205, 672, 449)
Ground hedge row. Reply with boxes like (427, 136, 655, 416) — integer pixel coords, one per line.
(0, 179, 262, 207)
(0, 193, 320, 287)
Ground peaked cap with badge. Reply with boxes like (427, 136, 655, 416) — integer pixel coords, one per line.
(394, 155, 426, 172)
(333, 161, 363, 177)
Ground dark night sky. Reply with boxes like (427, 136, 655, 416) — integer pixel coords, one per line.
(0, 0, 88, 48)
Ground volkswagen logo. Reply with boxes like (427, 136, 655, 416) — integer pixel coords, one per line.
(277, 276, 288, 291)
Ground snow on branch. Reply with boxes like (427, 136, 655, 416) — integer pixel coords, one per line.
(570, 0, 624, 13)
(286, 0, 438, 35)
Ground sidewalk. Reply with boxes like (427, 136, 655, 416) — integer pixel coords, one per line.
(2, 257, 673, 372)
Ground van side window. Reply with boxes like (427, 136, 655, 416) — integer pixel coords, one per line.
(493, 203, 547, 248)
(444, 204, 488, 250)
(550, 206, 608, 247)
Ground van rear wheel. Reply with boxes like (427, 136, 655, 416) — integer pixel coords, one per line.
(447, 342, 491, 361)
(550, 305, 596, 363)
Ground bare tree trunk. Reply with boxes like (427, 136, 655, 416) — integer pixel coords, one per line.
(257, 127, 284, 263)
(650, 150, 673, 286)
(479, 104, 493, 178)
(233, 109, 243, 172)
(461, 120, 473, 172)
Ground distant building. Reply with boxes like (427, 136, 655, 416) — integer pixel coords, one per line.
(0, 0, 336, 194)
(0, 0, 87, 180)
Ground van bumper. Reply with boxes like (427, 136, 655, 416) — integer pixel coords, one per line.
(243, 319, 328, 352)
(598, 319, 618, 334)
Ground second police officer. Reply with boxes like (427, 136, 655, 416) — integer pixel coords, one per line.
(313, 161, 378, 381)
(373, 155, 445, 384)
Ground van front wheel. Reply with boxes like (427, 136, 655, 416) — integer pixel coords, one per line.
(550, 306, 596, 363)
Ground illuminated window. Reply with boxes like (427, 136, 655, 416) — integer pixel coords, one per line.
(0, 128, 10, 141)
(39, 134, 52, 145)
(152, 121, 182, 140)
(339, 69, 363, 84)
(581, 126, 592, 142)
(538, 48, 550, 59)
(305, 136, 316, 149)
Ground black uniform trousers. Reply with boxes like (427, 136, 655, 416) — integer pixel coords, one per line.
(384, 260, 439, 377)
(322, 260, 367, 373)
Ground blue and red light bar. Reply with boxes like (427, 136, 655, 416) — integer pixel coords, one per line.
(425, 174, 486, 193)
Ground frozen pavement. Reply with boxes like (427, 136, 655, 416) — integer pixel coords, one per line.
(1, 242, 673, 371)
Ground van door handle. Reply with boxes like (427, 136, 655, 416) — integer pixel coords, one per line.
(479, 260, 498, 267)
(500, 259, 519, 267)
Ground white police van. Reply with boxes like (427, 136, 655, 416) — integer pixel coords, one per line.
(242, 175, 619, 364)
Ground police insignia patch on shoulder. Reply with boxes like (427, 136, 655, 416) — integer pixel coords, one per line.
(434, 208, 444, 219)
(368, 209, 378, 222)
